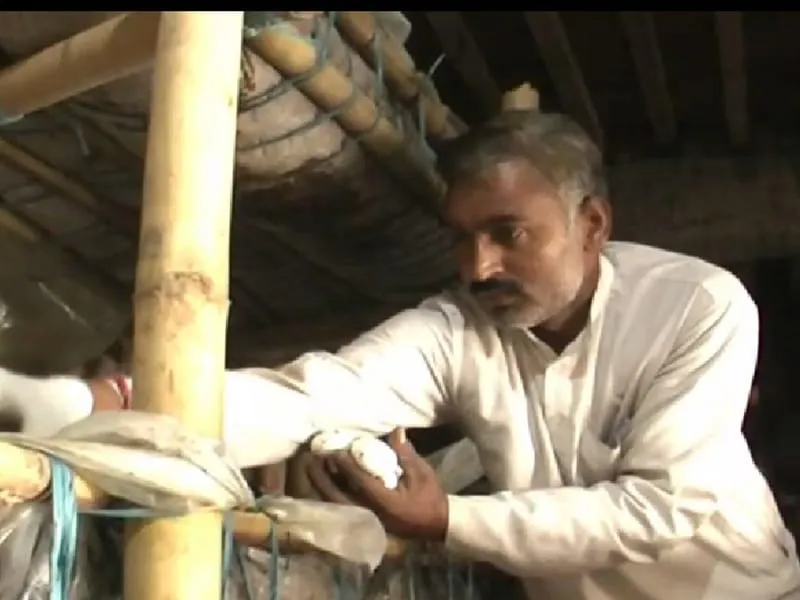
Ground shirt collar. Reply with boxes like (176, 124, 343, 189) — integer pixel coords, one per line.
(590, 252, 615, 324)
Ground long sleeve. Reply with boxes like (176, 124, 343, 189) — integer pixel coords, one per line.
(221, 297, 463, 468)
(0, 297, 462, 469)
(444, 274, 759, 577)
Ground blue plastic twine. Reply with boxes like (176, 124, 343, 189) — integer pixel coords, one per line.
(49, 458, 79, 600)
(267, 528, 280, 600)
(48, 455, 286, 600)
(222, 512, 235, 597)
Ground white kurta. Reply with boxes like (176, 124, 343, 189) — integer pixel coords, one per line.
(232, 241, 800, 599)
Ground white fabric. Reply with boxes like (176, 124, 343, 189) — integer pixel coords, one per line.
(2, 410, 253, 512)
(0, 370, 313, 470)
(236, 242, 800, 599)
(0, 371, 94, 436)
(425, 438, 484, 493)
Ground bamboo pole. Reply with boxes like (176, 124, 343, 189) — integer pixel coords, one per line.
(0, 12, 160, 118)
(246, 24, 446, 202)
(0, 441, 86, 505)
(336, 12, 465, 140)
(123, 12, 243, 600)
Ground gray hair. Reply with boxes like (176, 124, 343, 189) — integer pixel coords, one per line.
(437, 110, 608, 216)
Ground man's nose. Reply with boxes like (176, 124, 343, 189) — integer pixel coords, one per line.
(463, 235, 503, 281)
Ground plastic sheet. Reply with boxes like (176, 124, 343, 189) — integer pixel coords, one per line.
(0, 411, 255, 512)
(0, 505, 491, 600)
(0, 504, 121, 599)
(0, 411, 391, 598)
(224, 552, 496, 600)
(0, 507, 505, 600)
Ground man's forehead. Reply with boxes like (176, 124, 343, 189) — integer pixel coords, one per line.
(443, 160, 563, 229)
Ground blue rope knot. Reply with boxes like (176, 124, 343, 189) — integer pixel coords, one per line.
(237, 11, 347, 153)
(47, 456, 284, 600)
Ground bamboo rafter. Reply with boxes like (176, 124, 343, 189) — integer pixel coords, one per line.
(0, 12, 450, 203)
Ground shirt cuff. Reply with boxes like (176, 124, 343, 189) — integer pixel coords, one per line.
(444, 494, 474, 553)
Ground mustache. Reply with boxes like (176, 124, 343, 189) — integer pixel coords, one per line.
(468, 278, 523, 297)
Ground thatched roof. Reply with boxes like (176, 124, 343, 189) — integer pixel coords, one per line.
(0, 12, 797, 370)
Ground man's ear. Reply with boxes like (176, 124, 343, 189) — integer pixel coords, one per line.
(580, 196, 612, 250)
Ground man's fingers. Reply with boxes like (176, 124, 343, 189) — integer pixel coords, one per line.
(387, 427, 416, 461)
(385, 427, 422, 475)
(324, 456, 339, 475)
(306, 456, 357, 505)
(386, 427, 407, 449)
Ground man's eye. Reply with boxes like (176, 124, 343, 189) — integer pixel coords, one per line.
(491, 225, 526, 247)
(451, 228, 470, 246)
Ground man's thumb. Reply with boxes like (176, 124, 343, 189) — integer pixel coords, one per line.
(387, 427, 408, 451)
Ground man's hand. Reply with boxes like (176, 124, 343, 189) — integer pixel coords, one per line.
(323, 428, 450, 541)
(286, 444, 360, 503)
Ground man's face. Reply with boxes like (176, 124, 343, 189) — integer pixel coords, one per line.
(445, 159, 602, 329)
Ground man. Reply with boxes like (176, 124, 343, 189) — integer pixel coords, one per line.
(1, 110, 797, 599)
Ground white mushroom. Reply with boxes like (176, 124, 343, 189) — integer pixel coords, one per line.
(309, 430, 403, 489)
(350, 436, 403, 490)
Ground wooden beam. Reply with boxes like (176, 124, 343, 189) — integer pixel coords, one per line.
(0, 136, 137, 236)
(0, 45, 133, 300)
(58, 104, 145, 166)
(0, 46, 132, 303)
(0, 45, 145, 170)
(335, 12, 465, 140)
(246, 22, 445, 204)
(0, 207, 38, 242)
(0, 134, 140, 301)
(714, 11, 749, 146)
(502, 82, 540, 112)
(619, 12, 676, 144)
(524, 11, 603, 146)
(0, 12, 159, 118)
(3, 108, 285, 331)
(0, 195, 127, 304)
(424, 12, 501, 114)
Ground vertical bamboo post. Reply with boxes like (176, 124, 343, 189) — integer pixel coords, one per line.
(123, 12, 243, 600)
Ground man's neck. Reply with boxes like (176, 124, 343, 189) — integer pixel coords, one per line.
(533, 261, 600, 354)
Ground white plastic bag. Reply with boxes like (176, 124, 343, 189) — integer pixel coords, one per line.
(0, 410, 392, 598)
(0, 411, 253, 512)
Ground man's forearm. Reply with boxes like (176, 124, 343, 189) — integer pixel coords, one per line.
(443, 475, 719, 578)
(103, 371, 315, 467)
(0, 343, 446, 469)
(0, 368, 312, 468)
